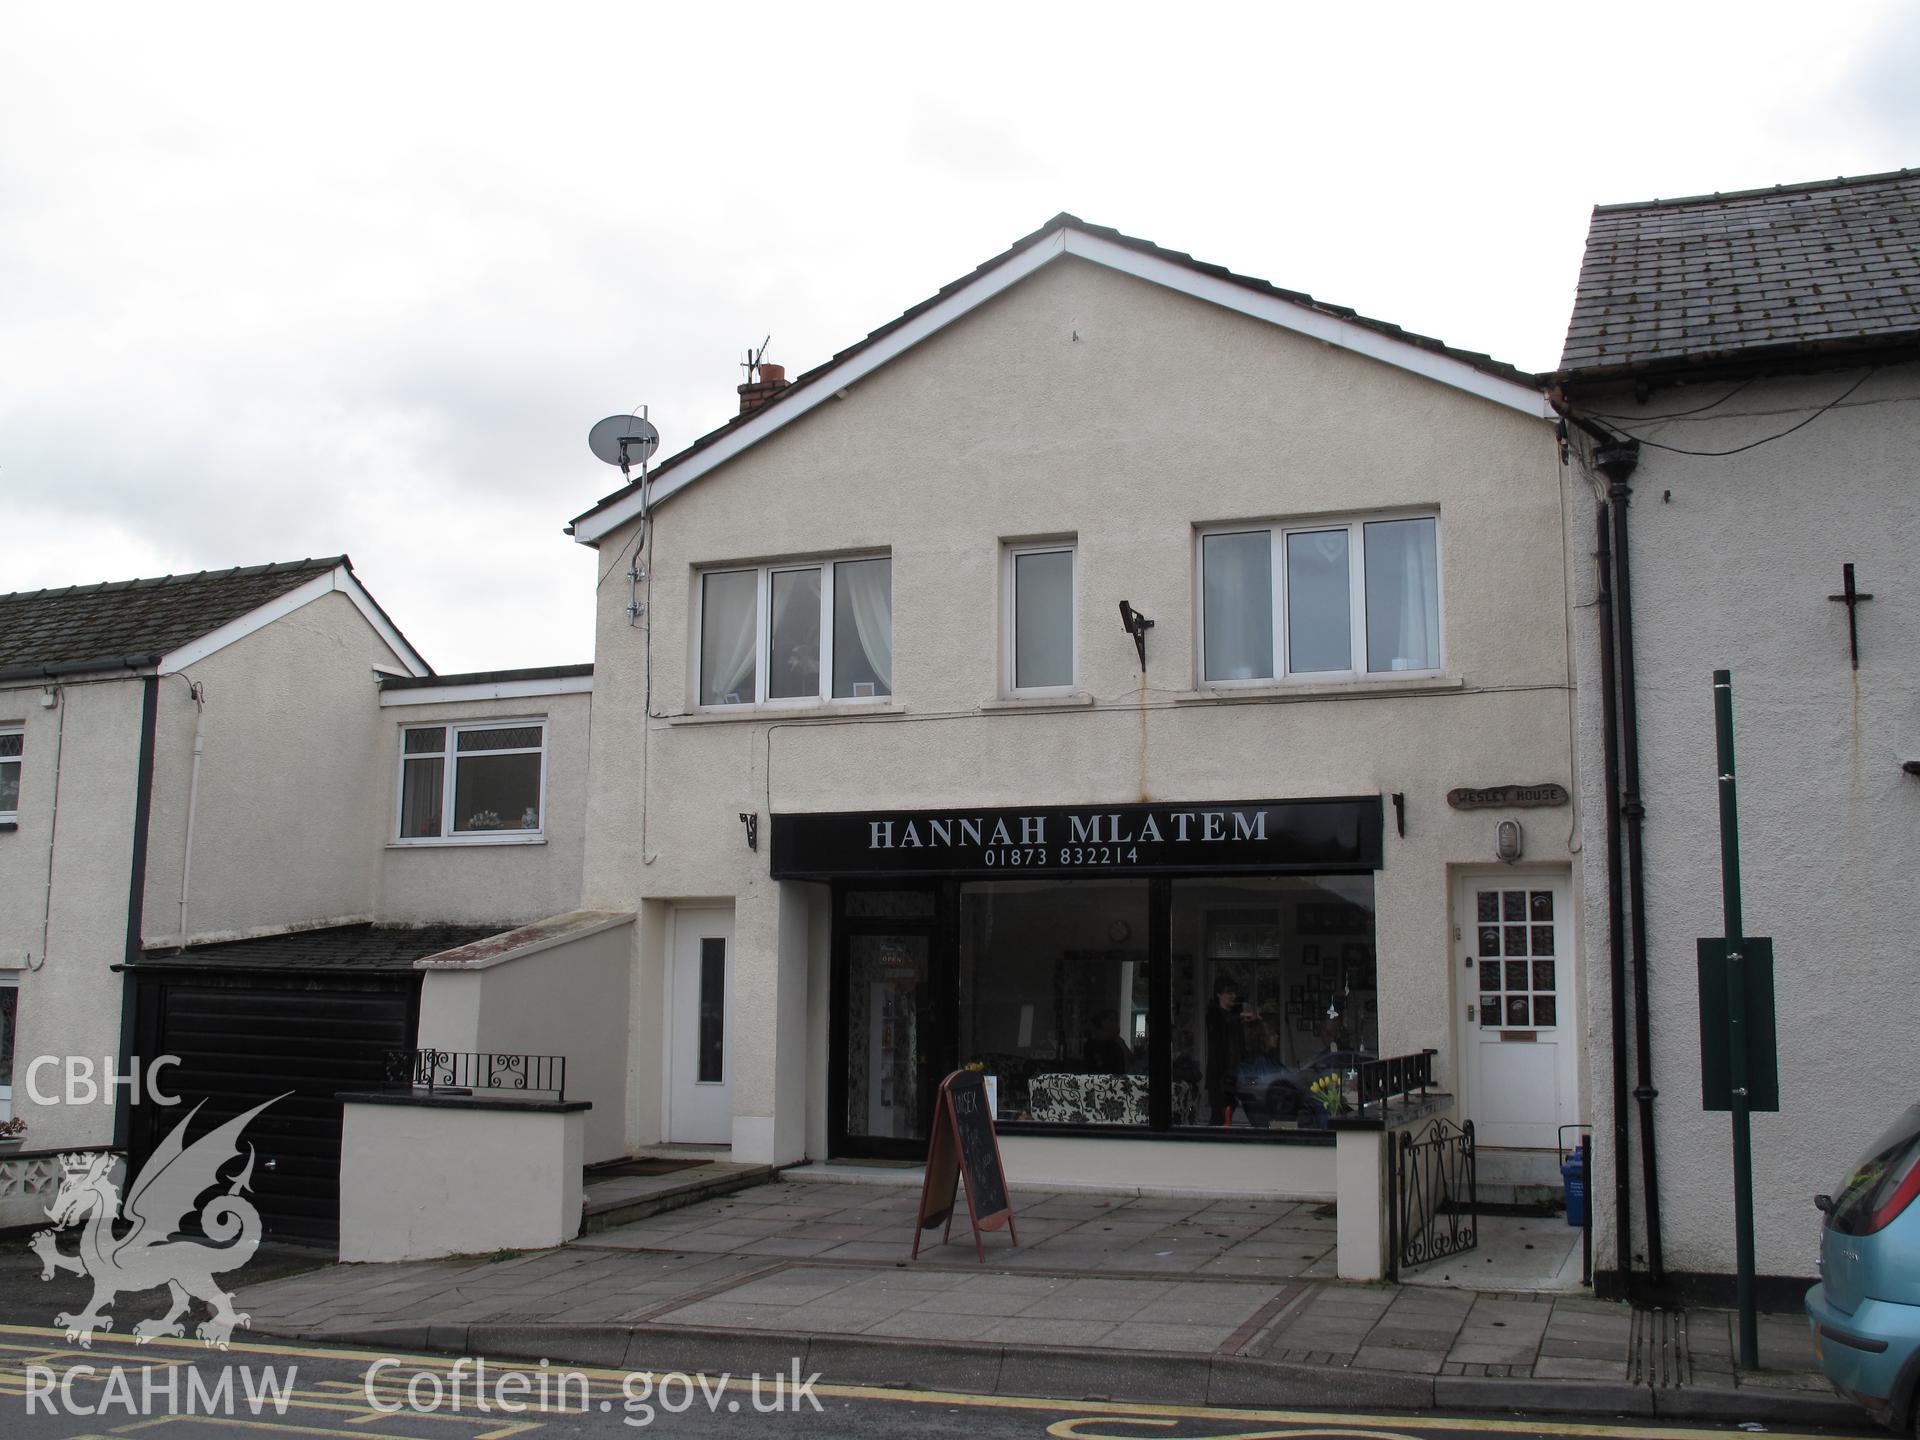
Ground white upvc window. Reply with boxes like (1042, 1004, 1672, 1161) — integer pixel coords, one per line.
(0, 726, 20, 823)
(0, 980, 17, 1121)
(1004, 540, 1077, 695)
(1197, 512, 1442, 686)
(395, 720, 548, 844)
(696, 554, 892, 709)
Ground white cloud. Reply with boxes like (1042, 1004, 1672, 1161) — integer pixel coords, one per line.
(2, 0, 1912, 670)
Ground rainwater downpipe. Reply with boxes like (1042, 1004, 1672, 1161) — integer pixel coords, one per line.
(114, 674, 160, 1154)
(1596, 438, 1666, 1286)
(1595, 508, 1633, 1295)
(176, 681, 207, 944)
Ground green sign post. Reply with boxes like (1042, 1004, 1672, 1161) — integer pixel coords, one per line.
(1702, 669, 1773, 1371)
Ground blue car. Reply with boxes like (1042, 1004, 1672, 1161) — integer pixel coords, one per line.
(1806, 1101, 1920, 1432)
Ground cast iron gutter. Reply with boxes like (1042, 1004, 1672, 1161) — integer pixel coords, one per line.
(113, 675, 160, 1153)
(1595, 438, 1666, 1285)
(0, 653, 161, 685)
(1595, 507, 1634, 1295)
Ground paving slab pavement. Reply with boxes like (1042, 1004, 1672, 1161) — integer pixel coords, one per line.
(233, 1177, 1855, 1428)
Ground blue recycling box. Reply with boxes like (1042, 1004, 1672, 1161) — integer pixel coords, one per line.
(1561, 1143, 1588, 1228)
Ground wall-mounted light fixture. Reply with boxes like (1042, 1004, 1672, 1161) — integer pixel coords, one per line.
(1495, 818, 1524, 864)
(738, 812, 758, 852)
(1117, 600, 1154, 672)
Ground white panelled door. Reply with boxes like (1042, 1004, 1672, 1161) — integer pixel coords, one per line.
(668, 907, 734, 1144)
(1455, 872, 1577, 1151)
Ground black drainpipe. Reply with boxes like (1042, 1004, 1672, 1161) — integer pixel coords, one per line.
(1595, 507, 1633, 1296)
(1596, 439, 1666, 1286)
(113, 675, 160, 1154)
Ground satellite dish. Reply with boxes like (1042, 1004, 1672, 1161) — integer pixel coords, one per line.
(588, 413, 660, 470)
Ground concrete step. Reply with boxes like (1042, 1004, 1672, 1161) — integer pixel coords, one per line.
(580, 1160, 773, 1234)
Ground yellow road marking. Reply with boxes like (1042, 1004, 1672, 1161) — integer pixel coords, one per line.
(0, 1323, 1847, 1440)
(114, 1416, 440, 1440)
(1050, 1423, 1424, 1439)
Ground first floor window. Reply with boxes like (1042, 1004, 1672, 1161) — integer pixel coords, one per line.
(1200, 514, 1439, 683)
(397, 721, 546, 841)
(1007, 542, 1076, 692)
(699, 554, 892, 707)
(0, 727, 21, 821)
(0, 984, 17, 1121)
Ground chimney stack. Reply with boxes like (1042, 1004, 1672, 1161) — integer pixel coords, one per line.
(737, 362, 789, 415)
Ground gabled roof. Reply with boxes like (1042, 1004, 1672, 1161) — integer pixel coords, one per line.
(1557, 168, 1920, 382)
(0, 556, 431, 682)
(570, 215, 1550, 543)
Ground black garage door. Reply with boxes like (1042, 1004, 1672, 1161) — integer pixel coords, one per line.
(126, 969, 420, 1247)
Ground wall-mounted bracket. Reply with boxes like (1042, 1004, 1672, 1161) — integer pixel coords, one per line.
(1827, 562, 1873, 669)
(739, 812, 758, 852)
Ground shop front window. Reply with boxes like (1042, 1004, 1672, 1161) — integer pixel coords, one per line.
(959, 880, 1149, 1126)
(834, 868, 1378, 1151)
(1170, 875, 1376, 1131)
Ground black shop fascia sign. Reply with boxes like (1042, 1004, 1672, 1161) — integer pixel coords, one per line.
(770, 796, 1382, 880)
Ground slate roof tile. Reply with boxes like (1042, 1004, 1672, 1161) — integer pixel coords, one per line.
(1558, 169, 1920, 378)
(0, 558, 345, 674)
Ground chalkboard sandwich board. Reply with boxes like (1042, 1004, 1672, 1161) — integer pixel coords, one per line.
(912, 1070, 1019, 1261)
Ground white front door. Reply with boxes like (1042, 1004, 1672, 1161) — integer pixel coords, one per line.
(668, 907, 733, 1144)
(1455, 871, 1577, 1152)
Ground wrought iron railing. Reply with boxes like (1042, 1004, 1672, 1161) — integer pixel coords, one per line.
(385, 1049, 567, 1102)
(1354, 1048, 1438, 1116)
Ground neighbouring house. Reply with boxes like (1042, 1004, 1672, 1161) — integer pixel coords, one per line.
(566, 215, 1583, 1207)
(1553, 168, 1920, 1302)
(0, 559, 595, 1243)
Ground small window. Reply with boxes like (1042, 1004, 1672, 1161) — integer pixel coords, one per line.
(0, 727, 20, 822)
(1007, 542, 1076, 693)
(397, 721, 546, 842)
(0, 982, 17, 1121)
(1198, 514, 1440, 684)
(697, 555, 892, 707)
(697, 937, 726, 1084)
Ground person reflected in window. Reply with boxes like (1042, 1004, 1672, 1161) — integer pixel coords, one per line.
(1204, 975, 1258, 1125)
(1082, 1009, 1133, 1075)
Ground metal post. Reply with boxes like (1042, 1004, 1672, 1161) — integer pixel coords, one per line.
(1713, 669, 1759, 1369)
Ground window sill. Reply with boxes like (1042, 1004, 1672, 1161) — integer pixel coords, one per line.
(978, 692, 1096, 712)
(1175, 675, 1465, 705)
(387, 835, 548, 849)
(667, 701, 907, 726)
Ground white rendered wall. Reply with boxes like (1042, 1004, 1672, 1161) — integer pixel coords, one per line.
(1572, 363, 1920, 1282)
(1000, 1133, 1336, 1198)
(0, 677, 145, 1151)
(142, 590, 403, 946)
(578, 256, 1577, 1167)
(375, 691, 592, 926)
(339, 1100, 584, 1262)
(415, 917, 633, 1163)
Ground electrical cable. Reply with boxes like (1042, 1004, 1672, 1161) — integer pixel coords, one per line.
(1596, 368, 1877, 457)
(1585, 378, 1754, 423)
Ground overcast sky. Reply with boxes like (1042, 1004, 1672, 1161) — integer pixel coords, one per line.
(4, 2, 1916, 672)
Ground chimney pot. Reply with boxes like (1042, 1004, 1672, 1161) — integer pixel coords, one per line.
(737, 361, 791, 415)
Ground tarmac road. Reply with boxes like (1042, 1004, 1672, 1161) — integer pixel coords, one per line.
(0, 1325, 1880, 1440)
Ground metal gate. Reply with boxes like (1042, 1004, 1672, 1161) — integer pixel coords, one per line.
(1388, 1117, 1477, 1278)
